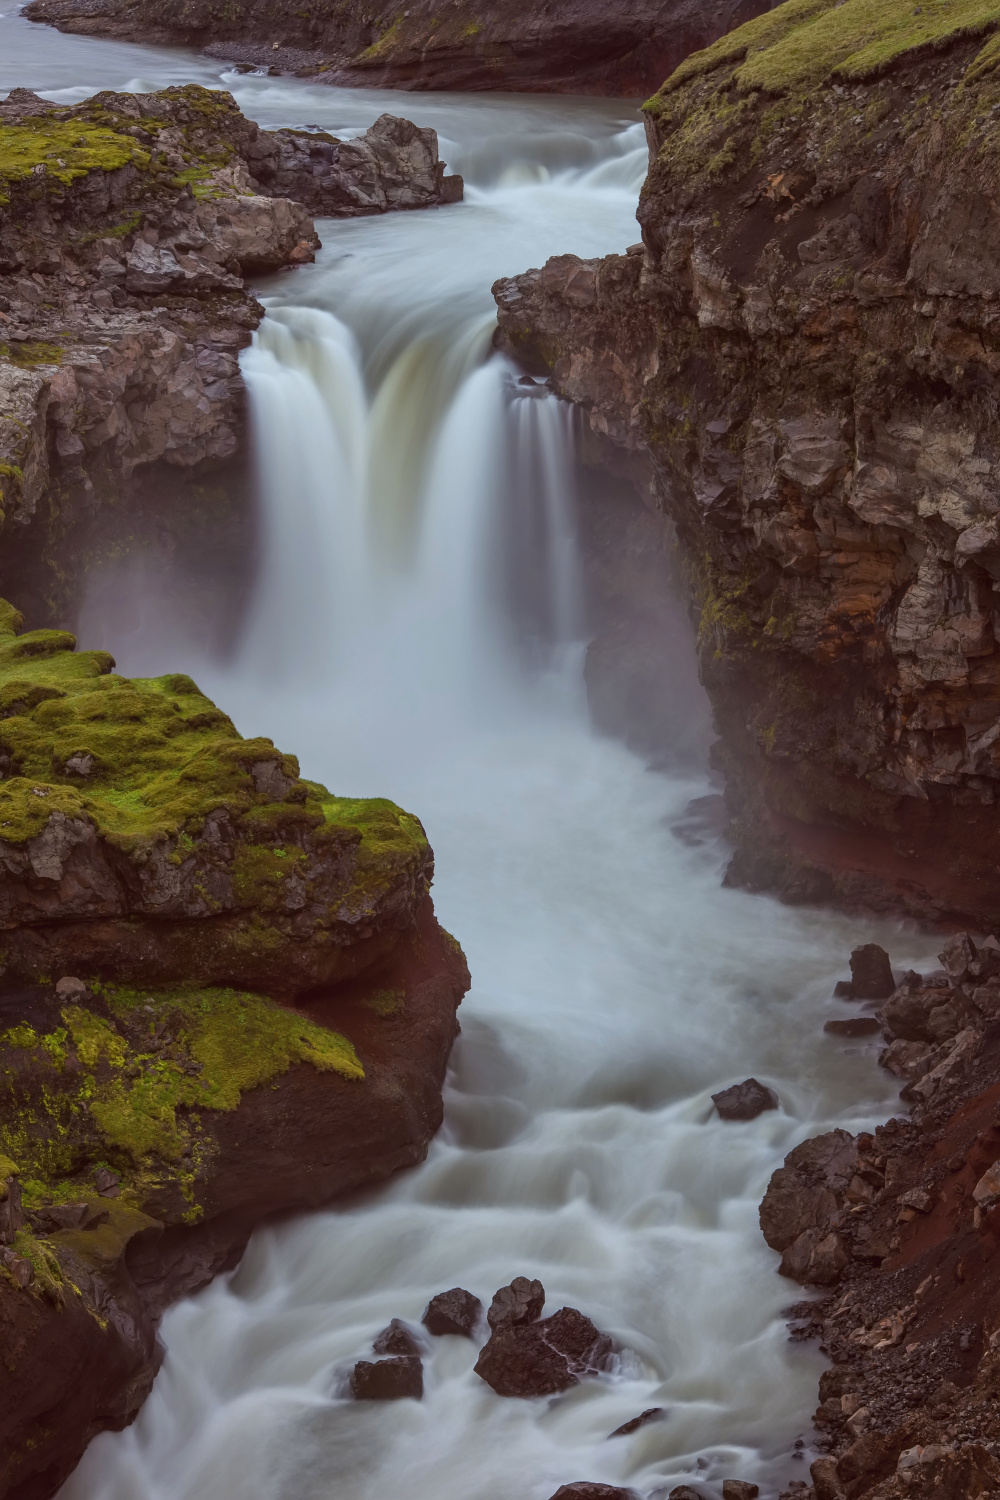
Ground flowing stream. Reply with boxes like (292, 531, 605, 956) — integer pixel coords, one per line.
(0, 14, 941, 1498)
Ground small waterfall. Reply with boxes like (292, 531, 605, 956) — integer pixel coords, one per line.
(238, 304, 587, 714)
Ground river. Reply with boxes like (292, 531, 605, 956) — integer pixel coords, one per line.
(0, 11, 937, 1498)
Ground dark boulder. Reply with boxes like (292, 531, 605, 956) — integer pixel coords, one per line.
(350, 1355, 423, 1401)
(372, 1318, 423, 1357)
(711, 1078, 779, 1121)
(488, 1276, 545, 1330)
(849, 944, 895, 999)
(474, 1305, 615, 1397)
(421, 1286, 483, 1338)
(550, 1487, 641, 1500)
(823, 1016, 881, 1037)
(667, 1488, 706, 1500)
(722, 1482, 760, 1500)
(609, 1406, 665, 1437)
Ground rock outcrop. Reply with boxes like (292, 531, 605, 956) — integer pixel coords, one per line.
(23, 0, 777, 97)
(494, 0, 1000, 929)
(0, 598, 469, 1500)
(0, 85, 459, 625)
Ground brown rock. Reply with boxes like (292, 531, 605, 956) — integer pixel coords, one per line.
(421, 1287, 483, 1339)
(823, 1016, 881, 1037)
(759, 1130, 857, 1252)
(0, 1176, 24, 1246)
(849, 945, 895, 1000)
(487, 1276, 545, 1330)
(350, 1356, 423, 1401)
(722, 1484, 760, 1500)
(810, 1456, 846, 1500)
(550, 1488, 641, 1500)
(778, 1227, 850, 1286)
(474, 1306, 615, 1398)
(372, 1318, 423, 1357)
(609, 1406, 666, 1437)
(712, 1078, 779, 1120)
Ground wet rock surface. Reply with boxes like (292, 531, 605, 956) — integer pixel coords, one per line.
(350, 1355, 424, 1401)
(422, 1286, 483, 1338)
(487, 1274, 545, 1330)
(549, 1487, 642, 1500)
(474, 1304, 616, 1398)
(712, 1077, 779, 1120)
(372, 1318, 424, 1357)
(609, 1407, 666, 1438)
(494, 5, 1000, 927)
(24, 0, 776, 98)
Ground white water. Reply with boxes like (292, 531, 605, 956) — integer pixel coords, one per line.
(0, 20, 940, 1499)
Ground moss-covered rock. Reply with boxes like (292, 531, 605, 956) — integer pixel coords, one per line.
(0, 600, 433, 991)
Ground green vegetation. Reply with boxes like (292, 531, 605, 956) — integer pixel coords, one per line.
(0, 118, 150, 204)
(0, 342, 65, 369)
(654, 0, 1000, 102)
(0, 983, 362, 1221)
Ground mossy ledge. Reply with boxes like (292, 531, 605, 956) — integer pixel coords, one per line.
(0, 599, 432, 993)
(0, 599, 469, 1498)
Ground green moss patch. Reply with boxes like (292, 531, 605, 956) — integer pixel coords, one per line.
(0, 118, 150, 205)
(0, 983, 362, 1222)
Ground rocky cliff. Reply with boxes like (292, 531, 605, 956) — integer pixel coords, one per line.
(0, 84, 460, 625)
(23, 0, 776, 97)
(495, 0, 1000, 930)
(0, 598, 469, 1500)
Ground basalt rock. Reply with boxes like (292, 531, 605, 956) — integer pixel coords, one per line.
(0, 86, 457, 626)
(372, 1317, 424, 1356)
(494, 0, 1000, 929)
(712, 1077, 779, 1120)
(350, 1355, 424, 1400)
(421, 1285, 483, 1338)
(474, 1305, 615, 1398)
(0, 602, 470, 1499)
(25, 0, 778, 99)
(487, 1275, 545, 1330)
(549, 1487, 642, 1500)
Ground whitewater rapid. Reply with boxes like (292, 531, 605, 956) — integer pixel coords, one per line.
(0, 17, 940, 1498)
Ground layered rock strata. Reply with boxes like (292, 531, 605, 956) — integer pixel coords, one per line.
(0, 85, 459, 623)
(23, 0, 775, 97)
(494, 0, 1000, 928)
(0, 599, 469, 1500)
(759, 933, 1000, 1500)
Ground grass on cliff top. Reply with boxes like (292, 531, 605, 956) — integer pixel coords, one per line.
(0, 117, 150, 205)
(650, 0, 1000, 108)
(0, 599, 428, 869)
(0, 984, 362, 1219)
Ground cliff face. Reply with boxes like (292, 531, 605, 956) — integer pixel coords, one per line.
(0, 86, 460, 626)
(0, 598, 469, 1500)
(495, 0, 1000, 929)
(23, 0, 777, 97)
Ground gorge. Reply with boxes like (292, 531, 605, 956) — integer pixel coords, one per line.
(3, 4, 1000, 1500)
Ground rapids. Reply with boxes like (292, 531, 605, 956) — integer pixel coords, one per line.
(0, 12, 940, 1498)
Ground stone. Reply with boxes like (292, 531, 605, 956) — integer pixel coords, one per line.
(94, 1167, 121, 1198)
(0, 1247, 34, 1288)
(722, 1484, 760, 1500)
(609, 1406, 666, 1437)
(55, 976, 88, 1003)
(940, 932, 977, 981)
(550, 1488, 641, 1500)
(849, 946, 895, 1000)
(759, 1129, 857, 1252)
(0, 1174, 24, 1245)
(421, 1286, 483, 1338)
(349, 1356, 423, 1401)
(372, 1318, 423, 1357)
(711, 1078, 779, 1120)
(32, 1202, 108, 1233)
(474, 1305, 615, 1397)
(778, 1227, 850, 1286)
(810, 1456, 846, 1500)
(667, 1488, 706, 1500)
(487, 1275, 545, 1330)
(823, 1016, 881, 1037)
(63, 752, 95, 777)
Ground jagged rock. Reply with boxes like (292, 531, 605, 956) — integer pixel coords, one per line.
(779, 1227, 850, 1286)
(0, 1174, 24, 1245)
(760, 1130, 857, 1254)
(0, 1248, 34, 1288)
(94, 1167, 120, 1198)
(487, 1276, 545, 1330)
(850, 946, 895, 1001)
(474, 1306, 615, 1397)
(372, 1318, 423, 1357)
(721, 1484, 759, 1500)
(609, 1406, 665, 1437)
(350, 1356, 423, 1401)
(711, 1078, 779, 1120)
(422, 1287, 483, 1339)
(940, 934, 978, 982)
(550, 1487, 641, 1500)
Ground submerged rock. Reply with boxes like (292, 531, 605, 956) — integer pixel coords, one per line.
(712, 1078, 779, 1120)
(421, 1286, 483, 1338)
(609, 1406, 666, 1438)
(372, 1318, 424, 1357)
(474, 1305, 615, 1398)
(350, 1356, 423, 1401)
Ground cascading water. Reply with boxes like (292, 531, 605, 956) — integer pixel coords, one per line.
(0, 19, 940, 1498)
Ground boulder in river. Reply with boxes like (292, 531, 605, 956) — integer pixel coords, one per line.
(422, 1287, 483, 1338)
(722, 1484, 759, 1500)
(609, 1406, 665, 1437)
(549, 1487, 642, 1500)
(372, 1318, 424, 1357)
(823, 1017, 881, 1038)
(475, 1305, 615, 1397)
(849, 945, 895, 1000)
(488, 1275, 545, 1330)
(711, 1078, 778, 1121)
(350, 1356, 423, 1401)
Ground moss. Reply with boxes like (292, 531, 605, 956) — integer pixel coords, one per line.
(0, 983, 362, 1220)
(0, 342, 65, 369)
(0, 118, 150, 205)
(360, 13, 403, 57)
(363, 987, 405, 1016)
(11, 1227, 64, 1299)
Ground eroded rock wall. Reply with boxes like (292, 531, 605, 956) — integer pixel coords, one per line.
(495, 4, 1000, 927)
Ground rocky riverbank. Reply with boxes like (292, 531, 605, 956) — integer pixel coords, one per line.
(22, 0, 774, 98)
(494, 0, 1000, 930)
(0, 598, 469, 1499)
(0, 83, 460, 625)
